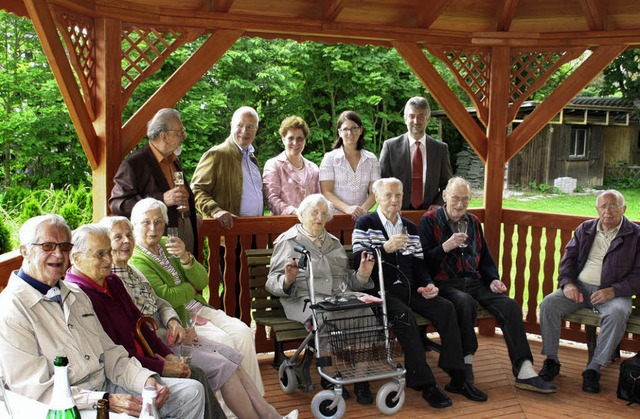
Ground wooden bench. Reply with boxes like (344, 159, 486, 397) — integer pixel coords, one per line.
(247, 245, 494, 368)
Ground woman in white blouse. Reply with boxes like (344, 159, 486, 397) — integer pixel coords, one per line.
(319, 110, 380, 219)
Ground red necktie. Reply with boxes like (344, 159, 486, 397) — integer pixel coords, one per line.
(411, 141, 423, 209)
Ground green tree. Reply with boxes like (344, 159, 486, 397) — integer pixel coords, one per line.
(600, 49, 640, 108)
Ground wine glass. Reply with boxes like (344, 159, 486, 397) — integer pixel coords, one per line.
(179, 343, 194, 364)
(173, 171, 187, 211)
(166, 227, 180, 258)
(338, 274, 348, 302)
(456, 220, 468, 248)
(400, 226, 412, 255)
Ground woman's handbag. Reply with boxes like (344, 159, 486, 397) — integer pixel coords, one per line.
(617, 353, 640, 405)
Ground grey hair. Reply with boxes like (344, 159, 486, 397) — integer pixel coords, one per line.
(19, 214, 71, 246)
(99, 216, 134, 233)
(444, 176, 471, 195)
(230, 106, 260, 131)
(131, 197, 169, 225)
(404, 96, 431, 119)
(372, 177, 403, 195)
(70, 224, 109, 257)
(596, 189, 625, 206)
(147, 108, 182, 141)
(296, 194, 334, 223)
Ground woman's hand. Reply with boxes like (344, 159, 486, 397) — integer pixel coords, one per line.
(357, 252, 375, 277)
(345, 205, 366, 220)
(184, 327, 199, 344)
(167, 319, 186, 345)
(165, 235, 188, 260)
(143, 377, 169, 408)
(284, 257, 299, 287)
(162, 358, 191, 378)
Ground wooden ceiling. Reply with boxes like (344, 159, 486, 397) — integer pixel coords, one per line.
(4, 0, 640, 48)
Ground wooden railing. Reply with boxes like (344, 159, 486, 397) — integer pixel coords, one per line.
(1, 209, 638, 354)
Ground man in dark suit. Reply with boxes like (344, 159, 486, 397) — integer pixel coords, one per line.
(380, 96, 453, 210)
(109, 108, 199, 254)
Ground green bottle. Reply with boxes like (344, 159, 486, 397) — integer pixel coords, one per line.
(47, 356, 81, 419)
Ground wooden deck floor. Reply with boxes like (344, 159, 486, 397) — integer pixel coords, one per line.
(259, 333, 640, 418)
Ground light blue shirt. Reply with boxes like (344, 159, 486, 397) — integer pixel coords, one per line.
(239, 144, 264, 216)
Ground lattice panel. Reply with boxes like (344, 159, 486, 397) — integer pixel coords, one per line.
(509, 49, 584, 121)
(54, 9, 96, 107)
(430, 47, 491, 126)
(121, 25, 192, 103)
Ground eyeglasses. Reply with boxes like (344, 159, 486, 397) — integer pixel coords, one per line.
(166, 129, 186, 138)
(139, 219, 165, 228)
(285, 136, 306, 143)
(81, 250, 113, 260)
(235, 123, 257, 131)
(597, 204, 621, 211)
(449, 196, 471, 204)
(31, 242, 74, 252)
(339, 126, 361, 134)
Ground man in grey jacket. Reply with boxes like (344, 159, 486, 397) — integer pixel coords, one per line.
(538, 190, 640, 394)
(0, 214, 205, 417)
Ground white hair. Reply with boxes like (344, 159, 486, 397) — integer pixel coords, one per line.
(296, 194, 334, 223)
(19, 214, 71, 246)
(70, 224, 109, 257)
(131, 198, 169, 225)
(372, 177, 403, 195)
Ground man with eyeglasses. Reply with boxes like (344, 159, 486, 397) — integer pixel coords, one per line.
(192, 106, 264, 229)
(380, 96, 453, 211)
(419, 177, 556, 394)
(538, 190, 640, 394)
(110, 108, 200, 255)
(0, 214, 206, 417)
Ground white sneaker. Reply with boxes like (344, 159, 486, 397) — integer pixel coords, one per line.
(283, 409, 299, 419)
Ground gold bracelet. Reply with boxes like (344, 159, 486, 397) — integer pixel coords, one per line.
(180, 252, 193, 265)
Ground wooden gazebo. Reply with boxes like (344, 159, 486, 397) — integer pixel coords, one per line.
(2, 0, 640, 353)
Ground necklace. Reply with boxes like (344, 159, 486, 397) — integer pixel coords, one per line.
(287, 156, 304, 170)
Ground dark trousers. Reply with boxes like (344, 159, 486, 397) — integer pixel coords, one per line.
(436, 277, 533, 376)
(385, 284, 466, 389)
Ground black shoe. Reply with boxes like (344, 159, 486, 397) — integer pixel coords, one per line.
(465, 364, 475, 384)
(422, 385, 453, 408)
(320, 377, 350, 399)
(514, 375, 557, 394)
(354, 381, 373, 405)
(445, 381, 488, 402)
(538, 358, 561, 382)
(582, 369, 601, 393)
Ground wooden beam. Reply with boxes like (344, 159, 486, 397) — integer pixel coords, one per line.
(394, 41, 489, 161)
(483, 46, 511, 266)
(212, 0, 234, 13)
(321, 0, 345, 21)
(92, 17, 124, 220)
(495, 0, 519, 32)
(122, 29, 243, 156)
(580, 0, 607, 31)
(415, 0, 452, 29)
(23, 0, 99, 168)
(507, 45, 627, 161)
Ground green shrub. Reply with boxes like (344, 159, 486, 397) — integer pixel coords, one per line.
(59, 202, 83, 230)
(20, 199, 42, 223)
(0, 217, 12, 253)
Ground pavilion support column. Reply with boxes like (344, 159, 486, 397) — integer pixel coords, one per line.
(92, 18, 123, 221)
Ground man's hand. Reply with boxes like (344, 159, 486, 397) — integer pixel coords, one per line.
(417, 284, 439, 299)
(442, 233, 467, 252)
(143, 377, 169, 409)
(591, 287, 615, 306)
(214, 210, 234, 229)
(162, 360, 191, 378)
(489, 279, 508, 294)
(383, 234, 408, 253)
(163, 187, 188, 208)
(562, 283, 584, 303)
(108, 393, 143, 416)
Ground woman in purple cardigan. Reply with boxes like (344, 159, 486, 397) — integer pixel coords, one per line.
(263, 116, 320, 215)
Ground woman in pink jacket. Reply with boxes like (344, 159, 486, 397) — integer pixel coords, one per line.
(262, 116, 320, 215)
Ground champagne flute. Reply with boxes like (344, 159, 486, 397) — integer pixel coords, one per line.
(173, 171, 187, 211)
(457, 220, 468, 248)
(166, 227, 180, 258)
(400, 226, 412, 255)
(179, 343, 194, 364)
(338, 274, 348, 302)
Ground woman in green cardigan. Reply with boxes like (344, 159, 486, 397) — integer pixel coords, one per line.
(129, 197, 264, 397)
